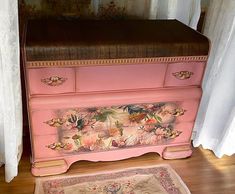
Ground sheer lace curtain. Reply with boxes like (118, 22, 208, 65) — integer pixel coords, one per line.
(0, 0, 23, 182)
(94, 0, 201, 29)
(149, 0, 201, 29)
(193, 0, 235, 158)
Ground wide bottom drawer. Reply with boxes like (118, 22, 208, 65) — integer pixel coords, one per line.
(32, 121, 194, 160)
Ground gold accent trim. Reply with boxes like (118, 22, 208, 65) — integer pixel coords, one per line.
(170, 108, 186, 117)
(44, 118, 65, 127)
(46, 142, 68, 150)
(33, 160, 66, 168)
(162, 108, 186, 117)
(172, 71, 194, 80)
(165, 145, 191, 152)
(27, 56, 208, 68)
(41, 76, 67, 86)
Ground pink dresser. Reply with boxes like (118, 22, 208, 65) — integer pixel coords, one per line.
(23, 19, 209, 176)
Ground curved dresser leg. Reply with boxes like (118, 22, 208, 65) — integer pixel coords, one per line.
(162, 144, 193, 160)
(31, 159, 70, 176)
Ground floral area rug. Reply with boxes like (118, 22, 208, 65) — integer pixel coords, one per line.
(35, 164, 191, 194)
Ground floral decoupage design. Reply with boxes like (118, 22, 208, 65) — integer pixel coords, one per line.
(45, 102, 186, 153)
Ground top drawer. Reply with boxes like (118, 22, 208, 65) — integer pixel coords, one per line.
(27, 67, 75, 95)
(76, 63, 167, 92)
(164, 61, 205, 87)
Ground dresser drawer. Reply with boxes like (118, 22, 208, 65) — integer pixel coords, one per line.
(32, 135, 61, 159)
(76, 63, 167, 92)
(164, 62, 205, 87)
(30, 99, 199, 136)
(27, 67, 75, 95)
(176, 100, 199, 123)
(31, 109, 61, 136)
(169, 122, 194, 144)
(32, 122, 194, 160)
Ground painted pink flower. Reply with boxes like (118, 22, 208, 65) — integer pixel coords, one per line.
(64, 143, 73, 150)
(155, 128, 167, 141)
(81, 135, 98, 150)
(144, 119, 155, 131)
(145, 118, 156, 124)
(139, 132, 158, 145)
(112, 140, 119, 147)
(112, 137, 127, 148)
(149, 134, 159, 144)
(155, 128, 166, 136)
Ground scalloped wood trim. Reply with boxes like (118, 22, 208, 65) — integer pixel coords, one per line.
(26, 56, 208, 68)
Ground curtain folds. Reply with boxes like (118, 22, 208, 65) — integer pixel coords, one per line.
(31, 0, 201, 29)
(151, 0, 201, 29)
(0, 0, 22, 182)
(96, 0, 201, 29)
(193, 0, 235, 158)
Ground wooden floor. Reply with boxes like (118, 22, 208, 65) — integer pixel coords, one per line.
(1, 138, 235, 194)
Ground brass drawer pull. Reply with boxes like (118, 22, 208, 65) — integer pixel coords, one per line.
(163, 108, 186, 117)
(170, 108, 186, 117)
(41, 76, 67, 86)
(47, 142, 70, 150)
(44, 118, 65, 127)
(172, 71, 194, 80)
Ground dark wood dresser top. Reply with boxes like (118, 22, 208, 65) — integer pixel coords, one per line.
(25, 19, 209, 61)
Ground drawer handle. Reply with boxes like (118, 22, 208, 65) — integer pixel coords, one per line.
(44, 118, 65, 127)
(41, 76, 67, 86)
(170, 108, 186, 117)
(47, 142, 72, 150)
(164, 108, 186, 117)
(172, 71, 194, 80)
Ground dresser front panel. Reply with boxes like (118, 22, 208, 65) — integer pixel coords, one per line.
(33, 135, 61, 159)
(30, 99, 199, 137)
(32, 121, 194, 160)
(29, 90, 200, 161)
(31, 109, 61, 136)
(76, 63, 167, 92)
(27, 67, 76, 95)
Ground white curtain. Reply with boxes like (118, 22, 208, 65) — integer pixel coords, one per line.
(193, 0, 235, 158)
(149, 0, 201, 29)
(0, 0, 23, 182)
(94, 0, 201, 29)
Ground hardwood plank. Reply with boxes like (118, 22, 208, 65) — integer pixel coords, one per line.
(1, 138, 235, 194)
